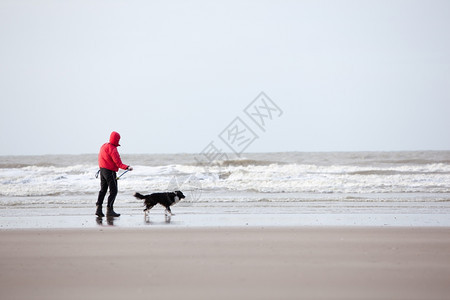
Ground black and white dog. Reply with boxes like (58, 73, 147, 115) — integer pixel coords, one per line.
(134, 191, 185, 216)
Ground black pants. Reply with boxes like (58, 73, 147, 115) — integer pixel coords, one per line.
(96, 168, 118, 208)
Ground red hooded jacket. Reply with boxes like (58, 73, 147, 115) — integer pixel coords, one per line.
(98, 132, 129, 172)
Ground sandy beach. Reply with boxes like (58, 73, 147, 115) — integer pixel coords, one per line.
(1, 227, 449, 300)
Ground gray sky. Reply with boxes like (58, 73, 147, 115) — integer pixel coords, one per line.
(1, 0, 449, 155)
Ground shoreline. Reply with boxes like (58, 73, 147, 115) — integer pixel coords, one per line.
(1, 212, 450, 230)
(1, 227, 449, 300)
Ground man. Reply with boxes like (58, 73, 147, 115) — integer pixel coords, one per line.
(96, 131, 133, 217)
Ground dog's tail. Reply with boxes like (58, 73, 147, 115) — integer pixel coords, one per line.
(134, 192, 146, 200)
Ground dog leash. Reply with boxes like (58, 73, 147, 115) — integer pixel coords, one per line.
(96, 169, 129, 180)
(116, 170, 129, 180)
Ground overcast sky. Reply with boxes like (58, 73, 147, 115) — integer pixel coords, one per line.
(1, 0, 449, 155)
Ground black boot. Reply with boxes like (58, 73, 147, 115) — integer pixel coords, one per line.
(106, 207, 120, 217)
(95, 205, 105, 217)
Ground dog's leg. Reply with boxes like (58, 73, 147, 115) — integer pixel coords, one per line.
(165, 207, 173, 216)
(144, 205, 154, 215)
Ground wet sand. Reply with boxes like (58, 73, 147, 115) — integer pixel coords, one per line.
(1, 227, 450, 300)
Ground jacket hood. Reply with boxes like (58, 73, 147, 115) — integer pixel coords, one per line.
(109, 131, 121, 147)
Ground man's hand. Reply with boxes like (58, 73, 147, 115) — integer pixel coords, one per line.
(127, 166, 133, 171)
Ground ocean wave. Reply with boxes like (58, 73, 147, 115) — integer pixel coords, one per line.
(347, 170, 450, 176)
(1, 153, 449, 197)
(377, 159, 450, 165)
(218, 159, 284, 167)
